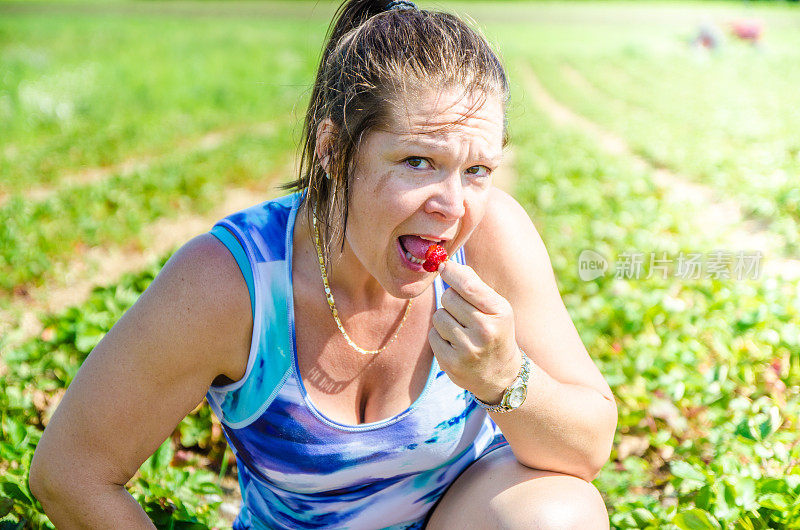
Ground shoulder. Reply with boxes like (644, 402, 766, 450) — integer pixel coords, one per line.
(146, 232, 253, 382)
(464, 187, 548, 297)
(161, 232, 251, 312)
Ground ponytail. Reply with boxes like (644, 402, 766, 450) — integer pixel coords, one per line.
(323, 1, 388, 69)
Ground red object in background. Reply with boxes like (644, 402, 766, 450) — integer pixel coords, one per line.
(730, 19, 763, 42)
(423, 244, 448, 272)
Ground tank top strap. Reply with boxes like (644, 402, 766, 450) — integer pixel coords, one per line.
(205, 191, 303, 428)
(210, 224, 255, 318)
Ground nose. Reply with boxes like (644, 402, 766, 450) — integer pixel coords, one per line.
(424, 171, 466, 221)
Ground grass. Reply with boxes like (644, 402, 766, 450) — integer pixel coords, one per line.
(1, 1, 799, 528)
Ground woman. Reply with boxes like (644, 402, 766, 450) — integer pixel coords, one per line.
(30, 0, 617, 528)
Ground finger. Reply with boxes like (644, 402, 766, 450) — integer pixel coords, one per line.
(440, 286, 482, 329)
(428, 326, 455, 356)
(439, 261, 506, 315)
(431, 307, 470, 346)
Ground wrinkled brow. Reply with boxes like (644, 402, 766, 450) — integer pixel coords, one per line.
(396, 137, 503, 165)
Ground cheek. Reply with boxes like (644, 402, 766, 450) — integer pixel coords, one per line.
(464, 188, 489, 218)
(346, 205, 397, 251)
(458, 193, 491, 240)
(372, 183, 424, 223)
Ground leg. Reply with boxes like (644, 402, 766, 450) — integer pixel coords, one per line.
(424, 445, 609, 530)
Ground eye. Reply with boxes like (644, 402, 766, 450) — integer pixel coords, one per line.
(466, 165, 492, 178)
(404, 157, 432, 170)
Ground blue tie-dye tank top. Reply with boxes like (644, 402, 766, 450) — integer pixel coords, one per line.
(205, 191, 508, 529)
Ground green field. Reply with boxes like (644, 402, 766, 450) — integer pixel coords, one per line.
(2, 1, 799, 528)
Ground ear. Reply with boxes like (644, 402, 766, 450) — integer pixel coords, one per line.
(315, 118, 337, 174)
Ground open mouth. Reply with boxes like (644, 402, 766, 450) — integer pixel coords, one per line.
(397, 234, 447, 270)
(398, 237, 427, 265)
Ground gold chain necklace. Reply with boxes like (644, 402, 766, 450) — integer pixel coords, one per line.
(311, 212, 412, 355)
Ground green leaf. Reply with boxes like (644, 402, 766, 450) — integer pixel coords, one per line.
(672, 508, 722, 530)
(192, 481, 220, 496)
(695, 484, 713, 510)
(757, 406, 782, 439)
(2, 418, 28, 448)
(712, 480, 738, 521)
(671, 460, 707, 483)
(759, 478, 787, 494)
(734, 417, 757, 441)
(144, 438, 174, 474)
(631, 507, 656, 525)
(157, 442, 175, 469)
(1, 481, 32, 505)
(759, 493, 789, 511)
(0, 495, 14, 517)
(74, 329, 105, 354)
(736, 477, 758, 511)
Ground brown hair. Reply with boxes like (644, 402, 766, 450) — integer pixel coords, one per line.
(279, 0, 509, 272)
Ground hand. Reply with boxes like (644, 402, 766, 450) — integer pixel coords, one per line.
(428, 260, 522, 404)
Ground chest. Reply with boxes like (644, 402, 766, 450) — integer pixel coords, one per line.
(292, 278, 438, 426)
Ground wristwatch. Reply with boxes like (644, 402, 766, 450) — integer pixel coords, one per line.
(469, 348, 532, 413)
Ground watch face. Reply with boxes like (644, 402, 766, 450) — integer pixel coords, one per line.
(508, 387, 527, 408)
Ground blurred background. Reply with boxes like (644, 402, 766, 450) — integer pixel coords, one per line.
(1, 0, 799, 528)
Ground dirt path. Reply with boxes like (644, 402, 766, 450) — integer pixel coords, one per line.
(560, 64, 605, 101)
(0, 122, 275, 208)
(517, 61, 800, 281)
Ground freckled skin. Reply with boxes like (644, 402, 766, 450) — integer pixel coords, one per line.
(304, 88, 505, 308)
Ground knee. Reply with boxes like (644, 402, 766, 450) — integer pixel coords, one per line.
(529, 480, 609, 530)
(488, 475, 609, 530)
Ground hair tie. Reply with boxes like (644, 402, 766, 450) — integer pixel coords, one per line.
(386, 0, 417, 11)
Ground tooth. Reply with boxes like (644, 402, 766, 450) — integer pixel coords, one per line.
(406, 251, 424, 264)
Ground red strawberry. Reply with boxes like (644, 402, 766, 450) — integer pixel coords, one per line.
(423, 244, 448, 272)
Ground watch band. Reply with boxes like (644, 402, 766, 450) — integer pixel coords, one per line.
(469, 348, 531, 413)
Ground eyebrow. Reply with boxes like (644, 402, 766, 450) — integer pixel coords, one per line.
(396, 137, 503, 166)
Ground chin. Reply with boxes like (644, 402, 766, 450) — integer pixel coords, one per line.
(393, 276, 434, 300)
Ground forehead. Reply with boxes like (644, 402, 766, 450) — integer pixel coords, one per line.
(384, 88, 504, 150)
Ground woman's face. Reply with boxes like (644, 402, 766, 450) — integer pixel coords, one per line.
(339, 88, 505, 299)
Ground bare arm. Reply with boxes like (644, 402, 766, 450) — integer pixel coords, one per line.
(465, 188, 617, 480)
(29, 233, 252, 528)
